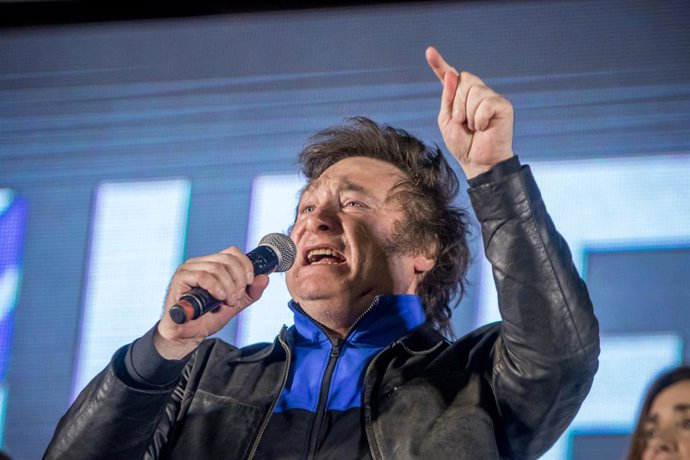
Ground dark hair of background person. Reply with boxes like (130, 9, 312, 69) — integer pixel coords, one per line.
(297, 116, 471, 337)
(626, 365, 690, 460)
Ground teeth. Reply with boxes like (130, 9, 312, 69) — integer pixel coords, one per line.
(307, 248, 343, 264)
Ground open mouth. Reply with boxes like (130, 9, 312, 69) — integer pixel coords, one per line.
(306, 248, 346, 265)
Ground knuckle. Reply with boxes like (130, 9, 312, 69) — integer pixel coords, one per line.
(221, 253, 243, 270)
(196, 271, 214, 284)
(469, 85, 490, 101)
(219, 252, 235, 262)
(467, 83, 481, 92)
(476, 101, 491, 113)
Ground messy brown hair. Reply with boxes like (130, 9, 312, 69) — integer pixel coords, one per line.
(298, 117, 470, 337)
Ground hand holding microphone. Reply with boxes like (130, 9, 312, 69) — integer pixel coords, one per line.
(169, 233, 296, 324)
(155, 234, 295, 359)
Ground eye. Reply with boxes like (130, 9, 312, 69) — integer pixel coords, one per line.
(300, 204, 315, 214)
(643, 428, 657, 440)
(681, 418, 690, 429)
(342, 200, 365, 209)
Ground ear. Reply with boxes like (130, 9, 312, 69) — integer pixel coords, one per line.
(413, 252, 436, 275)
(413, 237, 438, 276)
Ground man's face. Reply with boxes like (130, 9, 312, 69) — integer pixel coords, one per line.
(286, 156, 433, 328)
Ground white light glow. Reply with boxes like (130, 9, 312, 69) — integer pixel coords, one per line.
(539, 334, 682, 460)
(72, 180, 190, 399)
(238, 175, 304, 346)
(476, 155, 690, 325)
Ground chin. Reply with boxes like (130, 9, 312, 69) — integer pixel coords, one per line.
(292, 286, 340, 304)
(288, 272, 346, 299)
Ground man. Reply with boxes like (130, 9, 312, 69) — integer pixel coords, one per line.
(45, 47, 599, 459)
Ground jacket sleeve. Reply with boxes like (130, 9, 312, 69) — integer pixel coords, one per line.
(468, 163, 600, 459)
(43, 344, 189, 460)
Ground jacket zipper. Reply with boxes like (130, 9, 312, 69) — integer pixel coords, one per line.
(343, 296, 380, 338)
(305, 337, 343, 459)
(301, 296, 381, 460)
(246, 328, 292, 460)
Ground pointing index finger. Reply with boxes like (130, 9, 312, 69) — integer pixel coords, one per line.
(425, 46, 458, 83)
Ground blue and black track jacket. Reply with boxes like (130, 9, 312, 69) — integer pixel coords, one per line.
(126, 294, 426, 459)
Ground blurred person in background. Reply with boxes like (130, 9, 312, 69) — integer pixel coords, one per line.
(627, 366, 690, 460)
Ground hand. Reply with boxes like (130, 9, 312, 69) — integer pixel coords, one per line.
(155, 246, 270, 359)
(425, 46, 514, 179)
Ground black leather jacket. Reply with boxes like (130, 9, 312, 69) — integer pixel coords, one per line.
(45, 165, 599, 460)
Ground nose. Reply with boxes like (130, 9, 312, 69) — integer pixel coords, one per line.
(306, 205, 342, 234)
(649, 432, 677, 454)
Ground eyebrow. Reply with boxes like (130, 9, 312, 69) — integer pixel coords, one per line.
(673, 403, 690, 412)
(645, 414, 658, 423)
(340, 180, 370, 195)
(644, 404, 690, 423)
(302, 178, 372, 198)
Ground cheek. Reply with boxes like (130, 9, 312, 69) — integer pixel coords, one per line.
(679, 437, 690, 456)
(284, 269, 302, 300)
(289, 221, 304, 240)
(640, 447, 653, 460)
(354, 221, 394, 250)
(286, 265, 301, 281)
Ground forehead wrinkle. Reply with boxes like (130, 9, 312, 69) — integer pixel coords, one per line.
(384, 177, 415, 206)
(301, 176, 378, 201)
(299, 161, 409, 210)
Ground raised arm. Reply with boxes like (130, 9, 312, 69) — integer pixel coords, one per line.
(427, 46, 600, 457)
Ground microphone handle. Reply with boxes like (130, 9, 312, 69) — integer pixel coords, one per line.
(247, 245, 280, 275)
(168, 245, 280, 324)
(169, 287, 221, 324)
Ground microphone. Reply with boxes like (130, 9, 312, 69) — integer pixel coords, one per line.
(169, 233, 296, 324)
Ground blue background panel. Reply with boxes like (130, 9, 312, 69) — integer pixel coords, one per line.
(587, 247, 690, 358)
(570, 432, 631, 460)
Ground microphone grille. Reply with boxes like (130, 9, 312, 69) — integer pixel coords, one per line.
(259, 233, 296, 272)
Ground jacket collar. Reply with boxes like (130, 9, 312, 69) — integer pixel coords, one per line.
(396, 323, 449, 355)
(234, 326, 289, 362)
(288, 294, 426, 347)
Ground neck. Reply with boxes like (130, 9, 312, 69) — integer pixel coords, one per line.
(290, 295, 427, 347)
(298, 294, 377, 338)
